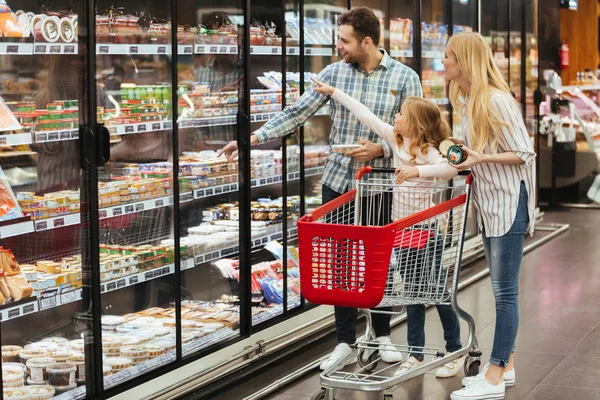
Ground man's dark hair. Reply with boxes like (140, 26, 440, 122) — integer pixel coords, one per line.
(338, 7, 381, 46)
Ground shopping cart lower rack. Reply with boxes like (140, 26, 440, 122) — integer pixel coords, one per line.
(297, 166, 482, 400)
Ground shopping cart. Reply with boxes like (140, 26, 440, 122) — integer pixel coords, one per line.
(297, 166, 482, 400)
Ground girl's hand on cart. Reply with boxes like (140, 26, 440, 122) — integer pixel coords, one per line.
(395, 166, 419, 184)
(311, 77, 335, 96)
(449, 145, 483, 170)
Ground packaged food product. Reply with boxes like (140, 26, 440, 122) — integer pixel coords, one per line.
(27, 385, 56, 400)
(2, 346, 23, 363)
(50, 350, 72, 363)
(2, 388, 28, 400)
(103, 365, 112, 376)
(24, 343, 57, 354)
(41, 337, 68, 345)
(0, 1, 24, 37)
(46, 364, 76, 387)
(5, 275, 33, 300)
(104, 357, 132, 372)
(2, 363, 26, 377)
(69, 340, 84, 353)
(68, 356, 85, 382)
(26, 358, 54, 383)
(19, 350, 47, 365)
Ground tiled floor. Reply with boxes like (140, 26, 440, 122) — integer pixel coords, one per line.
(215, 209, 600, 400)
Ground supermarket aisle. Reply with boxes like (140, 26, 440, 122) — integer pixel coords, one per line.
(211, 209, 600, 400)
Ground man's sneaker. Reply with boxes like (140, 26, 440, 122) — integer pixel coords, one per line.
(319, 343, 356, 371)
(451, 376, 505, 400)
(376, 336, 403, 363)
(461, 363, 515, 387)
(393, 355, 423, 376)
(435, 356, 465, 378)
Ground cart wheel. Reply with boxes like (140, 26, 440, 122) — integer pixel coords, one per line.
(311, 388, 334, 400)
(464, 357, 481, 377)
(357, 348, 379, 372)
(382, 394, 394, 400)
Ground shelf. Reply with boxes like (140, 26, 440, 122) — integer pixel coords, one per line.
(106, 121, 172, 136)
(0, 133, 33, 146)
(430, 98, 449, 105)
(0, 43, 78, 55)
(96, 44, 170, 55)
(250, 45, 333, 56)
(34, 129, 79, 143)
(390, 49, 414, 58)
(422, 51, 445, 59)
(561, 84, 600, 92)
(0, 42, 34, 55)
(98, 196, 173, 219)
(33, 213, 81, 232)
(178, 116, 236, 129)
(250, 112, 279, 123)
(0, 298, 38, 321)
(188, 166, 324, 201)
(186, 227, 298, 268)
(194, 44, 238, 55)
(99, 259, 193, 293)
(0, 220, 35, 239)
(0, 130, 79, 147)
(33, 43, 78, 55)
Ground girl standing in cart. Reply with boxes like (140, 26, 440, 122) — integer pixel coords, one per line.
(311, 78, 466, 379)
(441, 32, 536, 400)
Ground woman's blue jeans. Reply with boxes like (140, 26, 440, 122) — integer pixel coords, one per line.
(482, 181, 529, 367)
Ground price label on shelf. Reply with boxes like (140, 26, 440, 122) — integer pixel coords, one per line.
(7, 45, 19, 54)
(129, 276, 139, 285)
(40, 296, 57, 310)
(50, 45, 61, 53)
(158, 46, 167, 54)
(135, 203, 144, 212)
(35, 45, 47, 53)
(129, 46, 139, 54)
(117, 279, 126, 288)
(23, 304, 36, 315)
(60, 290, 77, 304)
(8, 308, 20, 319)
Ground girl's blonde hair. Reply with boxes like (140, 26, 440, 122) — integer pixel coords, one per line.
(398, 96, 451, 163)
(447, 31, 518, 153)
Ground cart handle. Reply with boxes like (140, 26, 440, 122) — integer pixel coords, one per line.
(357, 166, 473, 184)
(355, 166, 396, 180)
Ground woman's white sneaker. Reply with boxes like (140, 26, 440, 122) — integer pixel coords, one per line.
(436, 356, 465, 378)
(393, 356, 423, 376)
(319, 343, 356, 371)
(461, 363, 516, 387)
(376, 336, 403, 363)
(451, 377, 505, 400)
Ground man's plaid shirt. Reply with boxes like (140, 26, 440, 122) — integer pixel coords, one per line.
(254, 50, 422, 193)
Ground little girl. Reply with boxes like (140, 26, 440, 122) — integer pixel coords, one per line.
(312, 78, 465, 379)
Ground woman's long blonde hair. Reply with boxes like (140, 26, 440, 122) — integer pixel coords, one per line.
(398, 96, 451, 162)
(447, 32, 517, 153)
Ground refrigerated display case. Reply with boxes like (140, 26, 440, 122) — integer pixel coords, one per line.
(0, 1, 541, 399)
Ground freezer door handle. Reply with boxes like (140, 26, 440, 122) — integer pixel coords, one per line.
(96, 124, 111, 166)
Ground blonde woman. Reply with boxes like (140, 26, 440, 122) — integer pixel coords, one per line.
(441, 32, 536, 400)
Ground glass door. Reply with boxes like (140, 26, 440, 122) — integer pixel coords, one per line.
(390, 0, 417, 71)
(93, 0, 177, 388)
(421, 0, 449, 117)
(175, 0, 244, 356)
(0, 0, 97, 398)
(302, 0, 343, 213)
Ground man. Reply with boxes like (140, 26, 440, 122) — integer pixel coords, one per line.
(218, 7, 422, 370)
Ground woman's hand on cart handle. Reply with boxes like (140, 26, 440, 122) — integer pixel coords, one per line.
(449, 145, 483, 170)
(395, 166, 419, 184)
(311, 77, 335, 96)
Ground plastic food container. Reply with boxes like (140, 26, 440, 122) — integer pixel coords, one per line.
(50, 351, 73, 364)
(3, 363, 26, 377)
(2, 363, 25, 388)
(101, 336, 122, 351)
(143, 344, 165, 358)
(24, 343, 58, 354)
(101, 315, 125, 330)
(104, 357, 132, 373)
(27, 385, 56, 400)
(2, 388, 29, 400)
(41, 337, 69, 345)
(119, 345, 147, 360)
(68, 356, 85, 382)
(46, 364, 76, 387)
(26, 358, 54, 383)
(69, 340, 84, 353)
(2, 346, 23, 363)
(19, 351, 48, 366)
